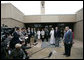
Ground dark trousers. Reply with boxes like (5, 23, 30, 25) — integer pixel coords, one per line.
(34, 36, 37, 43)
(64, 43, 72, 56)
(41, 38, 44, 42)
(28, 35, 31, 43)
(41, 35, 45, 42)
(55, 37, 59, 47)
(45, 36, 48, 42)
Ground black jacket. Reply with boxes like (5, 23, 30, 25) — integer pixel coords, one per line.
(9, 32, 20, 49)
(30, 31, 34, 37)
(54, 30, 60, 38)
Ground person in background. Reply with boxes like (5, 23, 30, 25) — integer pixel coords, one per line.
(1, 40, 8, 59)
(21, 28, 27, 36)
(10, 43, 26, 59)
(27, 27, 31, 45)
(2, 33, 13, 58)
(1, 32, 8, 42)
(20, 28, 28, 46)
(45, 28, 49, 42)
(37, 29, 41, 40)
(41, 28, 45, 42)
(50, 28, 55, 45)
(63, 29, 67, 42)
(19, 28, 25, 42)
(69, 29, 74, 45)
(30, 28, 35, 47)
(21, 41, 30, 59)
(33, 28, 38, 44)
(9, 27, 21, 49)
(63, 26, 73, 57)
(54, 27, 60, 47)
(3, 33, 13, 46)
(30, 28, 34, 37)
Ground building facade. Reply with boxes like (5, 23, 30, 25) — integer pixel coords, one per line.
(1, 3, 83, 41)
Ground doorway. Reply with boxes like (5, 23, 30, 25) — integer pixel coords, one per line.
(24, 23, 74, 38)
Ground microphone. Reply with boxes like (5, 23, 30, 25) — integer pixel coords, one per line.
(48, 49, 57, 58)
(48, 51, 52, 58)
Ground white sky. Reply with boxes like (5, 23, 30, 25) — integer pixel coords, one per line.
(1, 1, 83, 15)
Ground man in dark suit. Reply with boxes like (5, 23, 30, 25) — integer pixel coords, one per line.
(30, 28, 35, 46)
(27, 27, 31, 44)
(21, 28, 27, 36)
(30, 28, 34, 37)
(9, 27, 20, 49)
(45, 28, 49, 42)
(54, 27, 60, 47)
(63, 26, 73, 57)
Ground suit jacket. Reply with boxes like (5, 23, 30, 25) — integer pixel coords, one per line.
(9, 31, 20, 49)
(54, 30, 60, 38)
(64, 30, 73, 44)
(30, 31, 34, 37)
(45, 30, 49, 37)
(13, 31, 20, 39)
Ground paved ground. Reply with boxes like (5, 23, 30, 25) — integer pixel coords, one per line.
(26, 39, 83, 59)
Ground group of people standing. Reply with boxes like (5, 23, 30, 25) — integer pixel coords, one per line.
(27, 27, 49, 43)
(49, 27, 60, 47)
(31, 27, 61, 47)
(1, 26, 74, 59)
(49, 26, 74, 57)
